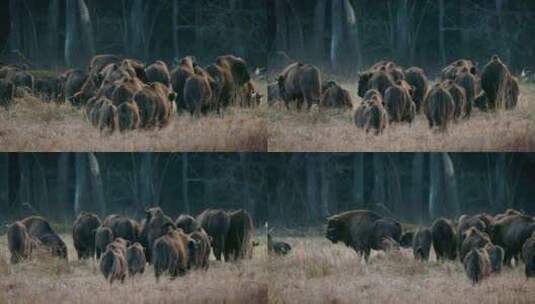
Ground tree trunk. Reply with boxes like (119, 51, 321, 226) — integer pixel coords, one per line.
(429, 153, 459, 219)
(396, 0, 410, 64)
(320, 155, 330, 217)
(31, 155, 49, 216)
(493, 154, 508, 211)
(9, 0, 22, 52)
(274, 0, 288, 52)
(129, 0, 145, 59)
(438, 0, 446, 66)
(372, 154, 385, 206)
(18, 154, 30, 212)
(74, 153, 88, 216)
(181, 153, 190, 214)
(313, 0, 327, 62)
(353, 154, 364, 208)
(139, 153, 154, 207)
(410, 153, 425, 222)
(173, 0, 179, 58)
(47, 0, 60, 66)
(57, 153, 70, 220)
(306, 155, 320, 221)
(87, 153, 106, 216)
(240, 153, 255, 216)
(0, 154, 9, 213)
(64, 0, 78, 66)
(77, 0, 95, 59)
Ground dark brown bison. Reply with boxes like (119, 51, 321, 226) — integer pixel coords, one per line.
(205, 63, 232, 110)
(4, 69, 34, 91)
(441, 59, 477, 80)
(102, 215, 140, 243)
(60, 69, 87, 103)
(152, 224, 190, 281)
(522, 232, 535, 278)
(183, 67, 215, 115)
(106, 237, 130, 257)
(145, 60, 171, 87)
(506, 76, 519, 110)
(135, 82, 175, 128)
(189, 227, 211, 270)
(444, 80, 467, 121)
(494, 208, 523, 222)
(400, 231, 415, 248)
(175, 214, 202, 234)
(320, 81, 352, 108)
(98, 63, 131, 86)
(326, 210, 393, 262)
(278, 62, 321, 110)
(20, 216, 67, 259)
(34, 76, 63, 102)
(354, 93, 387, 135)
(215, 54, 251, 87)
(97, 98, 118, 134)
(139, 207, 174, 263)
(72, 212, 101, 259)
(413, 228, 432, 261)
(171, 56, 196, 110)
(489, 214, 535, 266)
(225, 209, 255, 261)
(95, 226, 113, 260)
(126, 242, 146, 276)
(423, 84, 455, 132)
(485, 243, 504, 273)
(88, 54, 123, 81)
(460, 227, 492, 262)
(458, 214, 493, 246)
(110, 76, 144, 106)
(117, 101, 141, 132)
(480, 55, 513, 110)
(371, 218, 402, 251)
(404, 67, 428, 112)
(431, 217, 457, 261)
(7, 221, 35, 264)
(197, 209, 231, 261)
(0, 79, 14, 109)
(384, 80, 416, 124)
(367, 69, 396, 98)
(454, 69, 477, 118)
(358, 62, 401, 98)
(463, 248, 491, 285)
(99, 246, 127, 285)
(120, 59, 147, 82)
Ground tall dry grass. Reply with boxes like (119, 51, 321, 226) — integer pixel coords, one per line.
(1, 232, 534, 303)
(0, 82, 534, 151)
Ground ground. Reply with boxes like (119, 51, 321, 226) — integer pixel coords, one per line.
(1, 81, 534, 152)
(1, 231, 534, 304)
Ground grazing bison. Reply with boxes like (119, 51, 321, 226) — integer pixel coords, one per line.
(354, 92, 388, 135)
(441, 59, 477, 80)
(404, 67, 428, 112)
(126, 242, 146, 276)
(225, 209, 255, 261)
(431, 217, 457, 261)
(485, 244, 504, 273)
(34, 76, 63, 102)
(460, 227, 492, 261)
(99, 246, 127, 285)
(175, 215, 202, 234)
(326, 210, 393, 262)
(145, 60, 171, 87)
(489, 214, 535, 266)
(139, 207, 174, 263)
(0, 79, 14, 109)
(171, 56, 196, 110)
(454, 69, 477, 118)
(444, 80, 467, 121)
(197, 209, 231, 261)
(4, 69, 34, 91)
(152, 224, 190, 281)
(117, 101, 141, 132)
(400, 231, 415, 248)
(413, 228, 432, 261)
(278, 62, 321, 110)
(183, 67, 215, 115)
(423, 84, 455, 132)
(384, 80, 416, 124)
(7, 221, 35, 264)
(522, 232, 535, 278)
(95, 226, 114, 260)
(371, 218, 402, 250)
(72, 212, 101, 259)
(97, 98, 118, 134)
(20, 216, 67, 259)
(463, 248, 491, 285)
(102, 215, 140, 243)
(480, 55, 513, 111)
(320, 80, 352, 108)
(189, 228, 211, 270)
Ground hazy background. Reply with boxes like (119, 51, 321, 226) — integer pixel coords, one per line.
(0, 153, 534, 227)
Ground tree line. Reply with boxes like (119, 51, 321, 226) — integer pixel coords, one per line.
(0, 153, 533, 226)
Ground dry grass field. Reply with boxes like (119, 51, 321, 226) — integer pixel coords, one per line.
(1, 231, 534, 304)
(0, 81, 534, 152)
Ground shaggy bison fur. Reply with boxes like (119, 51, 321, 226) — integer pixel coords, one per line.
(384, 80, 416, 124)
(7, 221, 35, 264)
(423, 84, 455, 132)
(95, 226, 114, 260)
(522, 232, 535, 278)
(99, 246, 127, 285)
(145, 60, 171, 87)
(430, 217, 457, 261)
(404, 67, 428, 112)
(225, 209, 255, 261)
(20, 216, 67, 259)
(197, 209, 231, 261)
(463, 248, 491, 285)
(126, 242, 146, 276)
(278, 62, 321, 109)
(175, 214, 202, 234)
(320, 80, 352, 108)
(489, 214, 535, 266)
(413, 228, 432, 261)
(72, 212, 101, 259)
(152, 224, 190, 281)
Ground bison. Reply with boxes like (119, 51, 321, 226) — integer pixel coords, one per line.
(126, 242, 146, 276)
(423, 83, 455, 132)
(7, 221, 35, 264)
(72, 212, 101, 259)
(430, 217, 457, 261)
(145, 60, 171, 87)
(225, 209, 255, 261)
(404, 67, 428, 112)
(463, 248, 491, 285)
(413, 228, 432, 261)
(522, 232, 535, 278)
(152, 223, 191, 281)
(99, 246, 127, 285)
(489, 214, 535, 266)
(20, 216, 67, 259)
(95, 226, 114, 260)
(278, 62, 321, 110)
(197, 209, 231, 261)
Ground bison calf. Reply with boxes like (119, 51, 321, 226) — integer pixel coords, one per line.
(126, 242, 146, 276)
(95, 226, 114, 260)
(463, 248, 491, 285)
(99, 247, 127, 285)
(413, 228, 432, 261)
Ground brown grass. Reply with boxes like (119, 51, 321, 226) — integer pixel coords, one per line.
(2, 232, 534, 303)
(0, 82, 534, 151)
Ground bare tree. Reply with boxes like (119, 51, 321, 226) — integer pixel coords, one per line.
(74, 153, 88, 216)
(429, 153, 459, 219)
(87, 153, 105, 216)
(0, 154, 9, 212)
(438, 0, 446, 66)
(139, 153, 154, 207)
(181, 153, 190, 214)
(353, 154, 365, 208)
(410, 153, 425, 222)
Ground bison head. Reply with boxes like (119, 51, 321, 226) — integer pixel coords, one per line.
(326, 217, 345, 244)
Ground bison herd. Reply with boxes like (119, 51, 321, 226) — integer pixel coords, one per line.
(326, 208, 535, 284)
(6, 208, 256, 285)
(0, 54, 263, 134)
(269, 55, 520, 135)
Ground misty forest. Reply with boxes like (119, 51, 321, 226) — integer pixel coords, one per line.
(1, 153, 534, 226)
